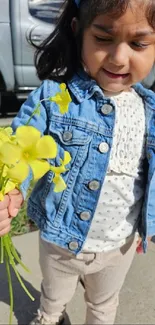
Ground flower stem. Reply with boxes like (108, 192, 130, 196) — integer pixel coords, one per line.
(3, 235, 35, 301)
(5, 250, 13, 325)
(10, 262, 35, 301)
(0, 164, 5, 188)
(7, 234, 30, 273)
(25, 98, 50, 125)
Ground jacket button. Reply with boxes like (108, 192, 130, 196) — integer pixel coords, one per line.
(69, 241, 79, 251)
(98, 142, 109, 153)
(101, 104, 113, 115)
(88, 180, 100, 191)
(80, 211, 91, 221)
(63, 131, 72, 141)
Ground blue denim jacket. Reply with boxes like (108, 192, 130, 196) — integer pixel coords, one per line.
(12, 71, 155, 254)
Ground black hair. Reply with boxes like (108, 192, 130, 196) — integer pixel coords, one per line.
(34, 0, 155, 83)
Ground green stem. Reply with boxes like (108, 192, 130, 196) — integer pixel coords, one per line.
(5, 250, 13, 325)
(3, 235, 14, 265)
(0, 164, 5, 186)
(3, 178, 9, 190)
(0, 237, 4, 263)
(40, 97, 50, 103)
(3, 235, 35, 302)
(26, 115, 34, 126)
(7, 234, 30, 273)
(25, 98, 50, 126)
(10, 263, 35, 301)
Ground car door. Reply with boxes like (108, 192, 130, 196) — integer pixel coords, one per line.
(18, 0, 64, 88)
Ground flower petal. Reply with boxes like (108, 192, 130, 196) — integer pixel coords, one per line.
(0, 127, 13, 144)
(4, 181, 16, 195)
(51, 165, 66, 174)
(62, 151, 71, 165)
(60, 83, 66, 91)
(0, 142, 22, 165)
(53, 175, 67, 193)
(7, 161, 29, 183)
(29, 160, 50, 180)
(36, 136, 57, 159)
(16, 126, 41, 149)
(0, 191, 4, 201)
(59, 102, 70, 115)
(2, 165, 9, 177)
(51, 84, 71, 115)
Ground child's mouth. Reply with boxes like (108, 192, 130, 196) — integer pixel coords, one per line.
(103, 68, 130, 79)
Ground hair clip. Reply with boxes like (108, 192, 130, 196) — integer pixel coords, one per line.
(74, 0, 80, 7)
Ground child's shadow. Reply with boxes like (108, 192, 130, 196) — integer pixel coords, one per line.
(0, 254, 40, 324)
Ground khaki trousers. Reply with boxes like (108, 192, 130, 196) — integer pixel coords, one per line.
(39, 234, 136, 324)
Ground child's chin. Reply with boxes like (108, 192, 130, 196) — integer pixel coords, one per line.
(102, 85, 125, 94)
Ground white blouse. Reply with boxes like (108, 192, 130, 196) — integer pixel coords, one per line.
(82, 89, 146, 253)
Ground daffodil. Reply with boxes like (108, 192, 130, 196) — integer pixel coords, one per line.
(51, 151, 71, 192)
(50, 83, 72, 114)
(0, 126, 57, 181)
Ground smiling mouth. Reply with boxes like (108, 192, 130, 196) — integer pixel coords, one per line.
(103, 68, 130, 79)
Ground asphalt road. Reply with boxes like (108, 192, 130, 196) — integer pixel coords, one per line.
(0, 93, 22, 126)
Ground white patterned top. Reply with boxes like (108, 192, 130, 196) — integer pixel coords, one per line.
(82, 89, 146, 253)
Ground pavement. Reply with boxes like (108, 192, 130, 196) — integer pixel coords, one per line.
(0, 117, 13, 127)
(0, 231, 155, 325)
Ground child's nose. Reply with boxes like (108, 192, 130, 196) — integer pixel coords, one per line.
(109, 43, 129, 67)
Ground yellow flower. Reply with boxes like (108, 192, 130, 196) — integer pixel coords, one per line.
(50, 83, 71, 114)
(51, 151, 71, 192)
(0, 126, 58, 181)
(0, 127, 13, 147)
(4, 180, 16, 195)
(0, 164, 18, 200)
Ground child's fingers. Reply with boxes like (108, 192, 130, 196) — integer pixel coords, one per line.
(8, 205, 19, 218)
(0, 219, 11, 236)
(8, 192, 23, 217)
(8, 189, 23, 204)
(8, 189, 20, 195)
(0, 208, 9, 221)
(0, 195, 10, 210)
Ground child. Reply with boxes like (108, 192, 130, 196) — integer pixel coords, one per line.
(1, 0, 155, 324)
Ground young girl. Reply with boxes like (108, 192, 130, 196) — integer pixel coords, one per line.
(1, 0, 155, 324)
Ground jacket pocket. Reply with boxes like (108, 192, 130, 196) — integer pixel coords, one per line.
(48, 121, 92, 168)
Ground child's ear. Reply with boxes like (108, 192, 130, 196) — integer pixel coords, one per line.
(71, 17, 79, 35)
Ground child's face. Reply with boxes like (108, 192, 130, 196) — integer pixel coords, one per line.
(81, 1, 155, 94)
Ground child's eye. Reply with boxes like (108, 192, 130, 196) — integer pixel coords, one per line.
(131, 41, 149, 49)
(95, 36, 112, 43)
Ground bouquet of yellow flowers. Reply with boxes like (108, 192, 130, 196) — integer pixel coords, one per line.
(0, 83, 72, 324)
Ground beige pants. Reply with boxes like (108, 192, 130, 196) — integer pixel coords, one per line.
(39, 235, 136, 324)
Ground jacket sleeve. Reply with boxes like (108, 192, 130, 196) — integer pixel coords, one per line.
(11, 80, 49, 134)
(11, 80, 50, 199)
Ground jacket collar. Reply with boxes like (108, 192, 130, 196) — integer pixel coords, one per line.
(67, 70, 104, 103)
(68, 69, 155, 109)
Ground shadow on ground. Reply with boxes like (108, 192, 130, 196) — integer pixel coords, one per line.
(0, 250, 71, 325)
(0, 254, 40, 324)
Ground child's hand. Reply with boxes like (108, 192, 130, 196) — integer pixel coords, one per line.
(136, 236, 152, 254)
(8, 189, 24, 217)
(0, 189, 23, 237)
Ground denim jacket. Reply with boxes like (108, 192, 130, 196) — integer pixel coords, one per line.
(12, 71, 155, 254)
